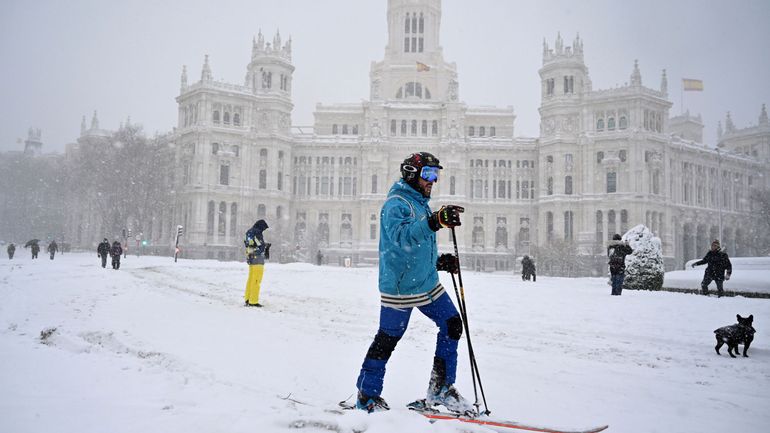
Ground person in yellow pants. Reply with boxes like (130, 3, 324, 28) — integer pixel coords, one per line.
(244, 219, 271, 307)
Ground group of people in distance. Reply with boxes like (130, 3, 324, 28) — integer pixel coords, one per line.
(5, 240, 58, 260)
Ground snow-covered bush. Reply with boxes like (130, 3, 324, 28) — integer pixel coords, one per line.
(623, 224, 664, 291)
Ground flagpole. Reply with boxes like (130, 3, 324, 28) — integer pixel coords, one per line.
(680, 79, 683, 114)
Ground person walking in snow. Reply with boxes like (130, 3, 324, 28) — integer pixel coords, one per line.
(47, 240, 58, 260)
(354, 151, 472, 414)
(30, 242, 40, 259)
(97, 238, 110, 268)
(521, 255, 536, 282)
(243, 219, 270, 307)
(110, 241, 123, 270)
(692, 239, 732, 297)
(6, 243, 15, 260)
(607, 234, 633, 295)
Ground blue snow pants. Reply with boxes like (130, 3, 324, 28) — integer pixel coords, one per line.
(611, 274, 624, 295)
(356, 292, 461, 398)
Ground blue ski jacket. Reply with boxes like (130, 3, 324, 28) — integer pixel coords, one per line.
(378, 180, 444, 308)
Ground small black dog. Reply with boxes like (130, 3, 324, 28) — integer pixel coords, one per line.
(714, 314, 756, 358)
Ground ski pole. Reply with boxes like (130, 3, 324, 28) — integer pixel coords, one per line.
(451, 226, 490, 415)
(448, 271, 479, 412)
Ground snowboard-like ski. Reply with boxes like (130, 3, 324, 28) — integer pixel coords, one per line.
(406, 399, 608, 433)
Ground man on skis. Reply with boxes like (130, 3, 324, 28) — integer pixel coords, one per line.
(354, 151, 472, 414)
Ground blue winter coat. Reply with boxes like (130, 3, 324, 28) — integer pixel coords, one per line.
(378, 180, 443, 308)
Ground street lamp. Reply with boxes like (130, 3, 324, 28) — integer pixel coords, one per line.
(716, 147, 723, 242)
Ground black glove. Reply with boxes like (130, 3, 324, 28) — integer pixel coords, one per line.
(436, 253, 459, 274)
(428, 205, 465, 231)
(265, 243, 271, 260)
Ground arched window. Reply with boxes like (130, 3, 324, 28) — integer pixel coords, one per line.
(546, 212, 554, 242)
(607, 172, 617, 193)
(547, 177, 553, 195)
(565, 176, 573, 195)
(421, 120, 428, 135)
(218, 202, 227, 236)
(230, 203, 238, 237)
(211, 143, 219, 155)
(277, 171, 283, 190)
(450, 176, 456, 195)
(391, 119, 397, 134)
(332, 124, 338, 134)
(342, 124, 348, 135)
(608, 117, 616, 130)
(564, 211, 574, 241)
(411, 120, 417, 135)
(619, 116, 627, 129)
(233, 113, 240, 126)
(371, 174, 377, 194)
(259, 170, 267, 189)
(432, 120, 438, 136)
(352, 125, 358, 135)
(213, 110, 220, 124)
(596, 210, 603, 247)
(401, 120, 407, 135)
(621, 209, 629, 233)
(480, 126, 486, 137)
(597, 151, 604, 163)
(469, 126, 475, 136)
(405, 13, 410, 33)
(223, 112, 230, 124)
(207, 201, 215, 235)
(490, 126, 496, 137)
(608, 210, 616, 240)
(619, 150, 627, 162)
(597, 118, 604, 130)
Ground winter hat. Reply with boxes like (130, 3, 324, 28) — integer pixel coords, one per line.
(612, 234, 622, 241)
(712, 239, 720, 247)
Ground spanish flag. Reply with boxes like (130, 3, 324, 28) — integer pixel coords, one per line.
(416, 61, 431, 72)
(682, 78, 704, 91)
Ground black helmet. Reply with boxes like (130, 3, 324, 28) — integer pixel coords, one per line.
(400, 152, 443, 183)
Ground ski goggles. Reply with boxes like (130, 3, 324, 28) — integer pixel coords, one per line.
(420, 166, 441, 182)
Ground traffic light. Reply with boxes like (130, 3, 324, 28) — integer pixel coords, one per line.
(128, 228, 132, 237)
(177, 225, 184, 237)
(142, 240, 148, 246)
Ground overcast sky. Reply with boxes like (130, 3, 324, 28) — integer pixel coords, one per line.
(2, 0, 769, 153)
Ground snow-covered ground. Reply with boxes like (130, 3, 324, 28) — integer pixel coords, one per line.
(2, 252, 769, 433)
(665, 257, 770, 295)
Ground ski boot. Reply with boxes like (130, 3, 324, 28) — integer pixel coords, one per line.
(426, 357, 474, 414)
(356, 391, 390, 413)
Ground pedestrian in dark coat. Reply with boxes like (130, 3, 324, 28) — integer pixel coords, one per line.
(47, 241, 58, 260)
(692, 239, 732, 297)
(521, 255, 536, 282)
(30, 242, 40, 259)
(110, 241, 123, 270)
(607, 234, 633, 295)
(6, 243, 15, 259)
(97, 238, 110, 268)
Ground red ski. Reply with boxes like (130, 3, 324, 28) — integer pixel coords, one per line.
(407, 400, 608, 433)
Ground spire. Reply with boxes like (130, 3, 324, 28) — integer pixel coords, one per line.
(201, 54, 212, 81)
(81, 115, 87, 135)
(91, 110, 99, 130)
(725, 111, 735, 133)
(274, 29, 281, 50)
(555, 31, 563, 54)
(660, 69, 668, 95)
(257, 29, 265, 50)
(759, 103, 768, 125)
(630, 59, 642, 87)
(180, 65, 188, 90)
(573, 33, 583, 55)
(717, 121, 723, 139)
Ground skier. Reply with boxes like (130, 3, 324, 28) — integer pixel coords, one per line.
(30, 242, 40, 259)
(607, 234, 633, 295)
(354, 151, 472, 414)
(243, 219, 271, 307)
(47, 240, 58, 260)
(97, 238, 110, 268)
(110, 241, 123, 270)
(521, 255, 536, 282)
(692, 239, 732, 297)
(6, 243, 15, 259)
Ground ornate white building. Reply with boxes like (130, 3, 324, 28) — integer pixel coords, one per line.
(168, 0, 769, 273)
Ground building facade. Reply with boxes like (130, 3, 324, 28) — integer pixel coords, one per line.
(165, 0, 769, 273)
